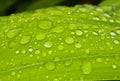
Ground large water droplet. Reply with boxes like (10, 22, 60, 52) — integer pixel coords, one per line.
(75, 30, 83, 36)
(64, 60, 73, 67)
(114, 40, 120, 44)
(7, 28, 21, 38)
(38, 20, 52, 29)
(45, 62, 56, 71)
(75, 43, 81, 48)
(81, 61, 92, 74)
(51, 27, 64, 33)
(36, 33, 46, 41)
(20, 36, 31, 44)
(58, 44, 64, 50)
(65, 37, 74, 44)
(44, 41, 53, 48)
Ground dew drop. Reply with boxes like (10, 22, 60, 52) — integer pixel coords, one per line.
(64, 60, 73, 67)
(35, 50, 40, 54)
(7, 28, 21, 38)
(114, 40, 120, 44)
(96, 58, 103, 62)
(44, 41, 53, 48)
(53, 78, 59, 81)
(110, 31, 116, 36)
(38, 20, 52, 29)
(112, 64, 117, 69)
(45, 62, 56, 71)
(52, 27, 64, 33)
(16, 50, 19, 54)
(58, 44, 64, 50)
(68, 24, 77, 30)
(20, 36, 31, 44)
(75, 43, 81, 48)
(116, 29, 120, 34)
(75, 30, 83, 36)
(81, 61, 92, 74)
(92, 31, 98, 36)
(28, 47, 33, 52)
(65, 37, 74, 44)
(85, 48, 90, 54)
(36, 33, 46, 41)
(11, 71, 16, 76)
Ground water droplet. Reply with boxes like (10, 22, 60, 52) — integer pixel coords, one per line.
(36, 33, 46, 41)
(48, 50, 52, 54)
(65, 37, 74, 44)
(58, 44, 64, 50)
(75, 30, 83, 36)
(112, 64, 117, 69)
(68, 24, 77, 30)
(11, 71, 16, 76)
(45, 62, 56, 71)
(20, 36, 31, 44)
(114, 40, 120, 44)
(52, 27, 64, 33)
(96, 58, 103, 62)
(81, 61, 92, 74)
(16, 50, 19, 54)
(116, 29, 120, 34)
(75, 43, 81, 48)
(35, 50, 40, 54)
(110, 31, 116, 36)
(85, 48, 90, 54)
(22, 50, 26, 54)
(64, 60, 73, 67)
(7, 28, 21, 38)
(44, 41, 53, 48)
(38, 20, 52, 29)
(92, 31, 98, 36)
(53, 78, 59, 81)
(28, 47, 33, 52)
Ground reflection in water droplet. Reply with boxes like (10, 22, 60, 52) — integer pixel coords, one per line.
(39, 20, 52, 29)
(114, 40, 120, 44)
(64, 60, 73, 67)
(45, 62, 56, 71)
(92, 31, 98, 36)
(81, 61, 92, 74)
(65, 37, 74, 44)
(20, 36, 31, 44)
(16, 50, 19, 54)
(7, 28, 21, 38)
(75, 43, 81, 48)
(28, 47, 33, 52)
(75, 30, 83, 36)
(112, 64, 117, 69)
(110, 31, 116, 36)
(36, 33, 46, 41)
(96, 58, 103, 62)
(44, 41, 53, 48)
(58, 44, 64, 50)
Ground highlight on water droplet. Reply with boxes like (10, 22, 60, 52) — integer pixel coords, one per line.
(112, 64, 117, 69)
(36, 33, 46, 41)
(75, 43, 81, 48)
(28, 47, 33, 52)
(16, 50, 19, 54)
(64, 60, 73, 67)
(114, 39, 120, 44)
(20, 36, 31, 44)
(44, 41, 53, 48)
(7, 28, 21, 38)
(110, 31, 116, 36)
(45, 62, 56, 71)
(53, 78, 59, 81)
(81, 61, 92, 74)
(51, 26, 64, 33)
(75, 30, 83, 36)
(92, 31, 98, 36)
(38, 20, 52, 29)
(65, 37, 74, 44)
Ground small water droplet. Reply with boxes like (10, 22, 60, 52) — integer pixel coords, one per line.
(35, 50, 40, 54)
(45, 62, 56, 71)
(110, 31, 116, 36)
(48, 50, 52, 54)
(52, 27, 64, 33)
(7, 28, 21, 38)
(38, 20, 52, 29)
(44, 41, 53, 48)
(11, 71, 16, 76)
(58, 44, 64, 50)
(75, 30, 83, 36)
(68, 24, 77, 30)
(36, 33, 46, 41)
(42, 52, 47, 57)
(114, 40, 120, 44)
(16, 50, 19, 54)
(92, 31, 98, 36)
(64, 60, 73, 67)
(20, 36, 31, 44)
(112, 64, 117, 69)
(116, 29, 120, 34)
(81, 61, 92, 74)
(96, 58, 103, 62)
(75, 43, 81, 48)
(53, 78, 59, 81)
(65, 37, 74, 44)
(28, 47, 33, 52)
(85, 48, 90, 54)
(22, 50, 26, 54)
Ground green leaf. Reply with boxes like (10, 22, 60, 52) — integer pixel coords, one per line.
(0, 4, 120, 81)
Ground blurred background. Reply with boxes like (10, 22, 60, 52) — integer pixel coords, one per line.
(0, 0, 103, 16)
